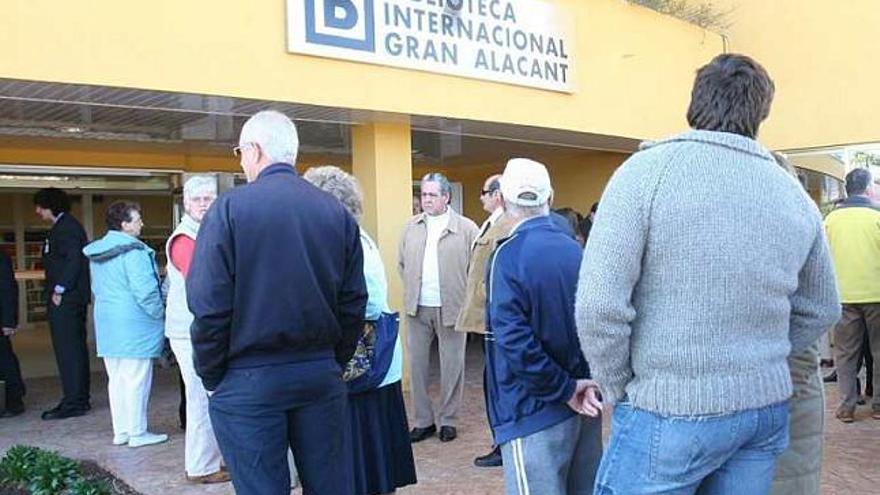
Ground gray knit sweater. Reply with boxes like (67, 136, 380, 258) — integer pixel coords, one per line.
(575, 130, 841, 416)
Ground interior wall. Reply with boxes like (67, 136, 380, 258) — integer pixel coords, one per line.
(415, 150, 628, 224)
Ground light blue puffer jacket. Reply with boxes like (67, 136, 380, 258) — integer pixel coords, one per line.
(83, 230, 165, 359)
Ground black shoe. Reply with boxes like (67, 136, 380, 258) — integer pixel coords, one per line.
(438, 426, 457, 442)
(410, 425, 436, 443)
(823, 370, 838, 383)
(41, 407, 87, 421)
(474, 445, 503, 467)
(0, 403, 25, 418)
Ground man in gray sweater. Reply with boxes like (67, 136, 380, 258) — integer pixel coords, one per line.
(576, 54, 841, 494)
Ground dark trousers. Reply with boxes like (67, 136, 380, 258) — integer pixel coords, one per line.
(858, 331, 874, 394)
(47, 299, 90, 410)
(481, 337, 495, 445)
(0, 335, 25, 408)
(833, 303, 880, 412)
(209, 358, 353, 495)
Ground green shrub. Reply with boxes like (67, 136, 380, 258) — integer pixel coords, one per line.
(0, 445, 106, 495)
(26, 450, 81, 495)
(67, 478, 111, 495)
(0, 445, 41, 485)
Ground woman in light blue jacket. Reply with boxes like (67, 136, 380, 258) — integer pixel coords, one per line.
(83, 200, 167, 448)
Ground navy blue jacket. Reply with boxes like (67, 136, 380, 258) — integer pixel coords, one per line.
(485, 215, 590, 445)
(43, 213, 90, 305)
(187, 163, 367, 390)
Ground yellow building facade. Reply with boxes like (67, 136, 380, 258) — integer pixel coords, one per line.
(0, 0, 872, 377)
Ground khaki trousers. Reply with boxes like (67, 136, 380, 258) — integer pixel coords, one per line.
(771, 345, 824, 495)
(408, 306, 466, 428)
(833, 303, 880, 412)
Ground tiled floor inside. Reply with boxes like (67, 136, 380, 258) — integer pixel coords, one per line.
(2, 341, 879, 494)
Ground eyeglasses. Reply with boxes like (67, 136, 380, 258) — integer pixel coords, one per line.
(232, 143, 254, 158)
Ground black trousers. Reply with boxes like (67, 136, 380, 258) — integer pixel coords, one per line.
(47, 299, 90, 410)
(0, 335, 25, 407)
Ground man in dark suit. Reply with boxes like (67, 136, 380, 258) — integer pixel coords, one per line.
(34, 188, 91, 420)
(0, 249, 25, 417)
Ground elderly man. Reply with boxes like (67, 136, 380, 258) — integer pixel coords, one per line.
(456, 173, 513, 467)
(824, 168, 880, 424)
(486, 158, 602, 495)
(187, 110, 367, 494)
(164, 175, 228, 484)
(399, 173, 479, 443)
(576, 54, 840, 493)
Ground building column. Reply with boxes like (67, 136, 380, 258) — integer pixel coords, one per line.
(351, 121, 413, 388)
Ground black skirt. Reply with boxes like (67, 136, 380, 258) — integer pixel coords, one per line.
(348, 381, 418, 495)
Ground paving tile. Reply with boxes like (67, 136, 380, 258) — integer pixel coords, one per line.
(1, 346, 877, 494)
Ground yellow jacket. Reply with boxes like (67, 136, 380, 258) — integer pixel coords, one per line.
(824, 197, 880, 303)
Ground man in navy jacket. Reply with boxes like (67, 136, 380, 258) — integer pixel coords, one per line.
(187, 110, 367, 495)
(486, 158, 603, 495)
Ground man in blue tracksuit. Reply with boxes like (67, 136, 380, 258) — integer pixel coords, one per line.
(187, 111, 367, 495)
(485, 158, 603, 495)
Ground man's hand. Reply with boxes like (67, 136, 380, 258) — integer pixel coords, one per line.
(2, 327, 17, 337)
(566, 379, 603, 417)
(51, 293, 62, 307)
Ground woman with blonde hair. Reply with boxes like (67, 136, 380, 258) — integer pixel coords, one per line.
(303, 166, 417, 495)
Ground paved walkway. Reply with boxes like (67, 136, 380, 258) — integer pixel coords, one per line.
(1, 345, 878, 494)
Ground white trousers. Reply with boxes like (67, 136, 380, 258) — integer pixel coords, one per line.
(169, 338, 224, 477)
(104, 357, 153, 438)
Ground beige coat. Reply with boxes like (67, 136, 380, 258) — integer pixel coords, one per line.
(398, 209, 479, 328)
(455, 213, 516, 333)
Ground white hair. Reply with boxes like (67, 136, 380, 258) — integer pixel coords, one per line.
(504, 199, 550, 220)
(239, 110, 300, 165)
(183, 174, 218, 200)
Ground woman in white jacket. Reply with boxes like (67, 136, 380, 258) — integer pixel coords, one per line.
(164, 175, 229, 484)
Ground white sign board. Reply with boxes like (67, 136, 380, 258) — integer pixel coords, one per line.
(287, 0, 575, 92)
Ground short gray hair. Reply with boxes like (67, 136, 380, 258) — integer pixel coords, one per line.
(302, 166, 364, 219)
(421, 172, 452, 196)
(239, 110, 299, 165)
(183, 174, 217, 200)
(504, 199, 549, 219)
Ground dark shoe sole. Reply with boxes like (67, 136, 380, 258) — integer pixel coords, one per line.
(474, 457, 503, 468)
(409, 426, 437, 443)
(438, 427, 457, 442)
(41, 409, 87, 421)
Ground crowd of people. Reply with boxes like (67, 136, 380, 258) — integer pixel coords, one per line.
(0, 51, 873, 495)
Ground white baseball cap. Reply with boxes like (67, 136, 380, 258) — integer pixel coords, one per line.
(500, 158, 553, 207)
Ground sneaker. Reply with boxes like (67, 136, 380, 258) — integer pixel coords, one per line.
(128, 432, 168, 448)
(872, 410, 880, 420)
(112, 434, 129, 446)
(187, 469, 231, 484)
(836, 409, 855, 423)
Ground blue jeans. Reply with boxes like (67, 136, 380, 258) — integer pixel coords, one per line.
(595, 401, 790, 495)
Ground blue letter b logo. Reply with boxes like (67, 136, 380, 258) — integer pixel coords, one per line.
(305, 0, 375, 52)
(324, 0, 358, 29)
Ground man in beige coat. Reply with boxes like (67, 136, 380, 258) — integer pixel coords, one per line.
(399, 172, 479, 443)
(456, 174, 515, 467)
